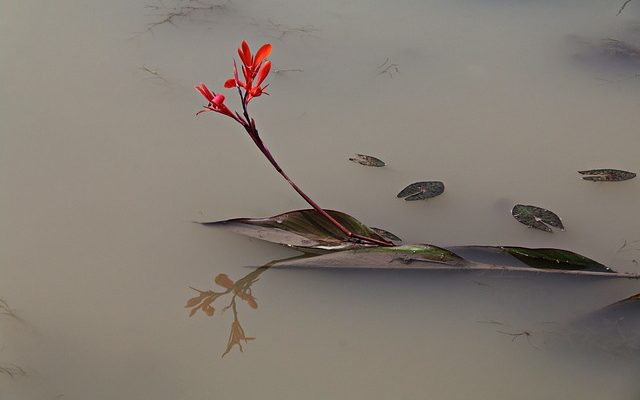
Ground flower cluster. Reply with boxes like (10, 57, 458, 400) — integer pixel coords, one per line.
(195, 41, 272, 125)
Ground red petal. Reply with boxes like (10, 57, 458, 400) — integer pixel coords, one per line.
(224, 78, 236, 88)
(255, 61, 271, 86)
(195, 83, 214, 102)
(241, 40, 252, 66)
(233, 60, 240, 81)
(253, 43, 272, 68)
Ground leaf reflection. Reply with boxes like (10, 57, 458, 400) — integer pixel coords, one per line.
(186, 255, 310, 357)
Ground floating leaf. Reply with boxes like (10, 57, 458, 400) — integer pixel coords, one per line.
(273, 244, 466, 269)
(370, 227, 403, 243)
(397, 181, 444, 201)
(199, 209, 386, 251)
(348, 154, 385, 167)
(511, 204, 564, 232)
(272, 244, 635, 277)
(578, 168, 636, 182)
(499, 247, 612, 272)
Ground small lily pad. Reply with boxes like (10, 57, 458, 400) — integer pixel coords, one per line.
(578, 169, 636, 182)
(349, 154, 385, 167)
(511, 204, 564, 232)
(397, 181, 445, 201)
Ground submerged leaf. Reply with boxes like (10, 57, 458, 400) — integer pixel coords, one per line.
(578, 168, 636, 182)
(511, 204, 564, 232)
(566, 292, 640, 355)
(348, 154, 386, 167)
(199, 209, 386, 251)
(397, 181, 445, 201)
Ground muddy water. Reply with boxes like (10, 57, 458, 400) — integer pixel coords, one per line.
(2, 0, 640, 398)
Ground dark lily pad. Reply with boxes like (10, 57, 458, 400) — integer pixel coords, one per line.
(397, 181, 445, 201)
(578, 168, 636, 182)
(370, 227, 403, 243)
(349, 154, 385, 167)
(511, 204, 564, 232)
(199, 209, 386, 252)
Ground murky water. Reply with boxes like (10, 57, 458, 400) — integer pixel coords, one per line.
(2, 0, 640, 398)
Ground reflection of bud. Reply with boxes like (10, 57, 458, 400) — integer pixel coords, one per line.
(185, 294, 206, 308)
(246, 297, 258, 309)
(215, 274, 235, 289)
(203, 304, 215, 316)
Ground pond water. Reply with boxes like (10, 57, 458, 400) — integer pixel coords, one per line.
(2, 0, 640, 398)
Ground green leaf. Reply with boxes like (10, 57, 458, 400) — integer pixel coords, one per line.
(272, 244, 467, 269)
(199, 209, 386, 251)
(397, 181, 445, 201)
(270, 244, 637, 277)
(498, 246, 612, 272)
(578, 168, 636, 182)
(511, 204, 564, 232)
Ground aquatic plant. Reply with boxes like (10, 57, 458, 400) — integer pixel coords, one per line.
(194, 41, 392, 248)
(191, 41, 639, 357)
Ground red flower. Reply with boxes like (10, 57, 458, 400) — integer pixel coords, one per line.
(224, 41, 272, 102)
(194, 83, 242, 122)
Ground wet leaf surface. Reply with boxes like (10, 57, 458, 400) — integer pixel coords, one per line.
(499, 247, 613, 272)
(578, 168, 636, 182)
(272, 244, 635, 277)
(272, 244, 467, 269)
(348, 154, 385, 167)
(370, 227, 402, 243)
(397, 181, 445, 201)
(511, 204, 564, 232)
(199, 209, 386, 251)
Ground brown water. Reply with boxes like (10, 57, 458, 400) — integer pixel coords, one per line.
(2, 0, 640, 398)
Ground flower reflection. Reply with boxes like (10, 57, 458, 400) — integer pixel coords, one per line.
(186, 254, 313, 357)
(186, 266, 266, 357)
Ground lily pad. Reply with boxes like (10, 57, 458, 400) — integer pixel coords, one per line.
(511, 204, 564, 232)
(199, 209, 386, 252)
(349, 154, 385, 167)
(397, 181, 445, 201)
(578, 168, 636, 182)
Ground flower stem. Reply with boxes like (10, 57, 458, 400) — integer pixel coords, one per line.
(243, 125, 392, 247)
